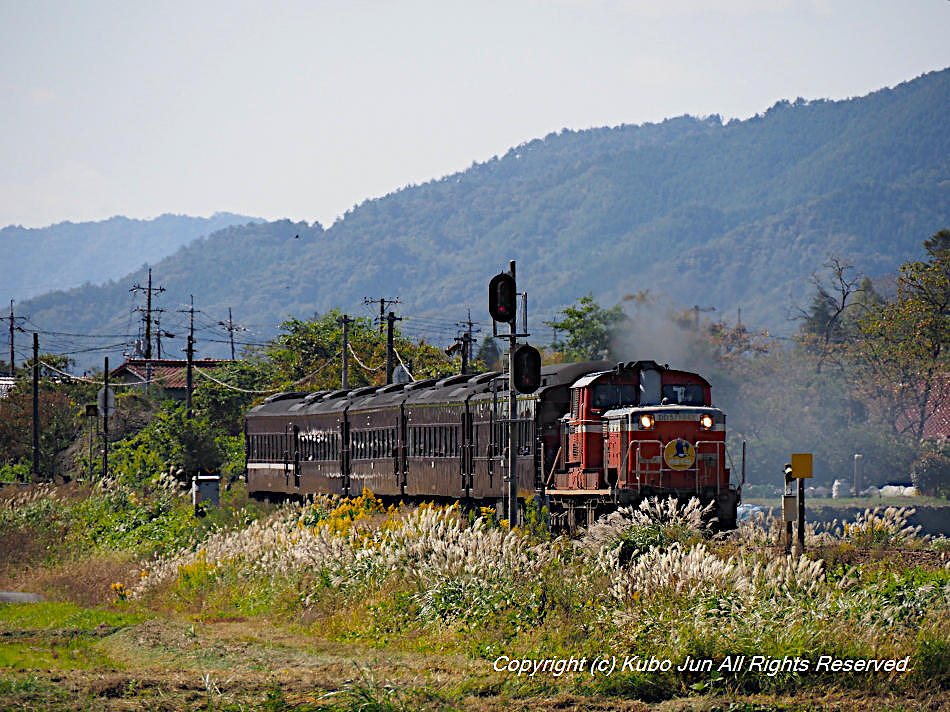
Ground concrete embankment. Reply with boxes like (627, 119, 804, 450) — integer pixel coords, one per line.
(807, 504, 950, 536)
(759, 504, 950, 536)
(0, 591, 44, 603)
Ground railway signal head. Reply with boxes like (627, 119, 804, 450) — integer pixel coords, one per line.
(513, 344, 542, 393)
(488, 272, 517, 323)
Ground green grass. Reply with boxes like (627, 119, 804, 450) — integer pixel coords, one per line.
(0, 639, 116, 671)
(0, 601, 143, 632)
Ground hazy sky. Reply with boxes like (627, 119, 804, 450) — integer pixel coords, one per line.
(1, 0, 946, 229)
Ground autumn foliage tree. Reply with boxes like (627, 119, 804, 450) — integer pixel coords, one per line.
(856, 231, 950, 444)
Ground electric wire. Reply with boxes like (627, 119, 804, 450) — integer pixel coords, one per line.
(391, 346, 415, 381)
(346, 343, 383, 372)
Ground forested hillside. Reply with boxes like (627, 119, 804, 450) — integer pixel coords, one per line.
(1, 212, 258, 301)
(17, 69, 950, 366)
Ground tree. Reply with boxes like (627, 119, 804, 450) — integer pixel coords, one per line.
(798, 257, 864, 371)
(264, 310, 454, 390)
(193, 360, 274, 435)
(856, 230, 950, 444)
(0, 389, 79, 481)
(544, 294, 625, 362)
(474, 337, 502, 371)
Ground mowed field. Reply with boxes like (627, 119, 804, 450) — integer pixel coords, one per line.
(1, 483, 948, 712)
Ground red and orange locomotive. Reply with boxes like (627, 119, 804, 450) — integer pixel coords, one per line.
(546, 360, 735, 528)
(245, 359, 740, 529)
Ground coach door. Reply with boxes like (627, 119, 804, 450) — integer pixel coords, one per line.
(340, 418, 351, 497)
(284, 423, 300, 490)
(397, 405, 408, 495)
(461, 410, 474, 497)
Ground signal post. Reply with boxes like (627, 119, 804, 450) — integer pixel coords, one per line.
(489, 262, 541, 528)
(783, 453, 813, 554)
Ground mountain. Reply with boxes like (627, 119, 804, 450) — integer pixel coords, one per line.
(16, 69, 950, 369)
(0, 213, 260, 301)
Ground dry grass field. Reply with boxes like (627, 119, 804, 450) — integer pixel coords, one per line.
(1, 484, 948, 712)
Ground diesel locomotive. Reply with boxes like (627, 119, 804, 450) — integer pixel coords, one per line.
(244, 359, 741, 529)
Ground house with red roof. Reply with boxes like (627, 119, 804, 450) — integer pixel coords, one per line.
(109, 359, 223, 397)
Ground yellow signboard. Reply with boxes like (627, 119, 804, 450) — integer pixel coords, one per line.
(790, 453, 813, 479)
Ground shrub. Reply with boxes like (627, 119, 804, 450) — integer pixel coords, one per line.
(911, 450, 950, 498)
(839, 506, 923, 548)
(578, 497, 709, 560)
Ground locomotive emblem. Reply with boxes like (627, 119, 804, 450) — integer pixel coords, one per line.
(663, 438, 696, 470)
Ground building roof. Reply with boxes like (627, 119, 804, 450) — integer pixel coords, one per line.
(0, 376, 15, 399)
(923, 392, 950, 440)
(110, 359, 224, 390)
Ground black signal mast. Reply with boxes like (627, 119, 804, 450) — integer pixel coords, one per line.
(489, 260, 537, 527)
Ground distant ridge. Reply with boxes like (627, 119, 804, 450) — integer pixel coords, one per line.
(1, 212, 260, 301)
(16, 69, 950, 369)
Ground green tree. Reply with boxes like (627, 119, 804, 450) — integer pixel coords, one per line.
(265, 310, 454, 390)
(856, 230, 950, 444)
(474, 336, 502, 371)
(108, 404, 224, 485)
(544, 294, 625, 362)
(193, 360, 274, 435)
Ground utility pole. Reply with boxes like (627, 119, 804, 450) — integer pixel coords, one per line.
(458, 309, 480, 375)
(32, 332, 39, 483)
(154, 314, 175, 360)
(217, 307, 242, 361)
(179, 296, 199, 417)
(8, 300, 14, 377)
(386, 311, 402, 385)
(338, 314, 355, 389)
(692, 304, 716, 328)
(103, 356, 109, 481)
(131, 268, 165, 360)
(363, 297, 400, 335)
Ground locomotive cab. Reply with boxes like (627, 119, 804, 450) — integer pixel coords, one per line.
(551, 360, 739, 528)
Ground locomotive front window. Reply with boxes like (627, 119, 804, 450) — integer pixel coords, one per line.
(591, 384, 639, 410)
(662, 384, 705, 405)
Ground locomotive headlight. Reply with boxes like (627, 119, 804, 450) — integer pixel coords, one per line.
(639, 413, 655, 430)
(700, 413, 714, 430)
